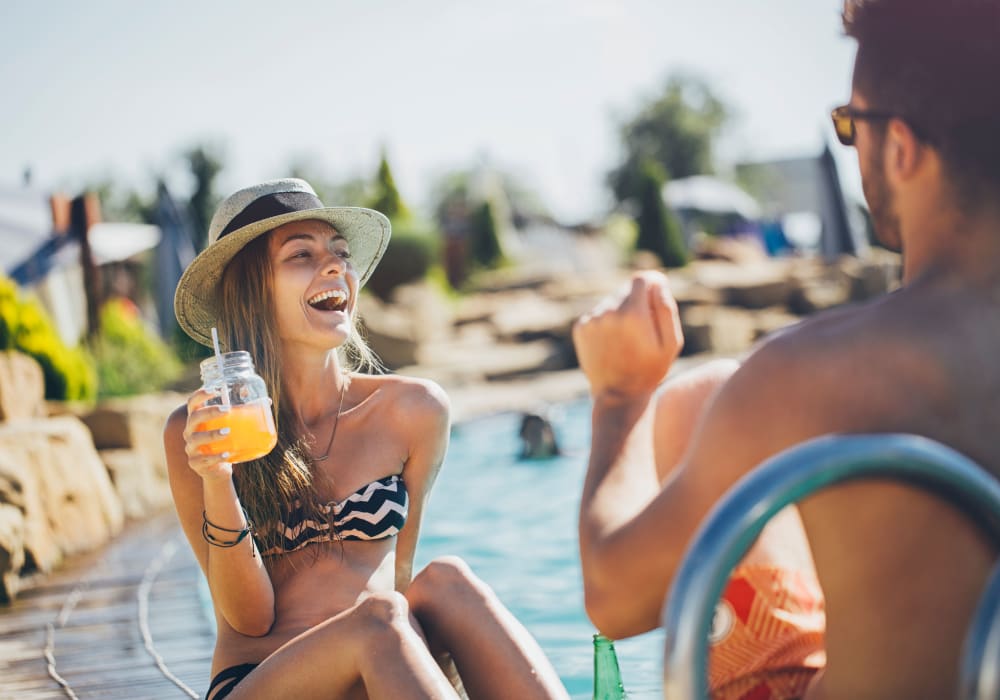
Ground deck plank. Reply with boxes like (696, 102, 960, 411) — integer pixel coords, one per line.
(0, 511, 213, 699)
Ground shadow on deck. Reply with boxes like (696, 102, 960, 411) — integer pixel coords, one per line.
(0, 511, 214, 699)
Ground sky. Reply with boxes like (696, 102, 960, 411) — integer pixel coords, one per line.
(1, 0, 861, 223)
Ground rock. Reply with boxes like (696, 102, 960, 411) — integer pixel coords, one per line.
(386, 282, 454, 341)
(99, 449, 172, 519)
(681, 305, 758, 355)
(0, 351, 46, 421)
(692, 234, 769, 264)
(0, 417, 124, 566)
(0, 452, 59, 575)
(359, 312, 421, 369)
(0, 503, 25, 603)
(839, 252, 902, 302)
(412, 338, 569, 384)
(668, 274, 724, 309)
(80, 393, 185, 481)
(789, 278, 849, 314)
(752, 307, 803, 341)
(689, 260, 796, 310)
(488, 292, 578, 342)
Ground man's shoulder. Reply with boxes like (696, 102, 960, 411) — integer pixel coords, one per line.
(749, 293, 915, 377)
(715, 296, 925, 435)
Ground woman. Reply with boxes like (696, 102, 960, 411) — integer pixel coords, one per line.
(164, 179, 568, 699)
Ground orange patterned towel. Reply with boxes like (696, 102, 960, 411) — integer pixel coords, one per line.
(707, 565, 826, 700)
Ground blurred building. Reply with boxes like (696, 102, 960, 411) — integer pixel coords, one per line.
(0, 183, 192, 344)
(736, 145, 869, 259)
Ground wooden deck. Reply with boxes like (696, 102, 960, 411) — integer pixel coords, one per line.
(0, 511, 215, 699)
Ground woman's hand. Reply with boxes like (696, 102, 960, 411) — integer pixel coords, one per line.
(573, 271, 684, 403)
(183, 389, 235, 481)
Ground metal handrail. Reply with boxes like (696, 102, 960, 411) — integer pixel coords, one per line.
(960, 561, 1000, 700)
(660, 434, 1000, 700)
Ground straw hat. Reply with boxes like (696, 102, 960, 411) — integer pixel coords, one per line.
(174, 178, 390, 347)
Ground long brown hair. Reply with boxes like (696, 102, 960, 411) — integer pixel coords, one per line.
(216, 231, 382, 555)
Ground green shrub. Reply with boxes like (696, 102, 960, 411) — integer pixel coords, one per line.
(0, 276, 97, 401)
(636, 160, 688, 268)
(365, 222, 441, 301)
(91, 298, 183, 398)
(468, 200, 504, 269)
(172, 323, 213, 363)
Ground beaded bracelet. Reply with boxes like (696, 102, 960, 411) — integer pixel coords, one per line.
(202, 508, 254, 548)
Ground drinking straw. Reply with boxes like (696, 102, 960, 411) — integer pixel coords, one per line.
(210, 327, 231, 408)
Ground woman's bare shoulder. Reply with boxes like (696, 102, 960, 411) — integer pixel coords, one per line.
(359, 373, 450, 416)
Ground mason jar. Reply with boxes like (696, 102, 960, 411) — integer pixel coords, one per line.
(197, 351, 277, 463)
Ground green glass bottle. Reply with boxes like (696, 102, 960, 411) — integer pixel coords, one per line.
(593, 634, 627, 699)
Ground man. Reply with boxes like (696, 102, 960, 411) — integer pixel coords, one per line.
(572, 1, 1000, 698)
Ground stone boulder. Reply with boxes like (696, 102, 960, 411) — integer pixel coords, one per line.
(681, 305, 759, 356)
(488, 291, 579, 342)
(359, 285, 454, 370)
(839, 251, 903, 302)
(100, 448, 173, 519)
(359, 309, 420, 369)
(688, 260, 796, 310)
(789, 278, 849, 315)
(0, 501, 25, 602)
(0, 417, 124, 575)
(80, 392, 185, 482)
(0, 350, 46, 421)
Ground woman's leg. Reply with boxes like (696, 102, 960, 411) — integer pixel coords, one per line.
(406, 557, 569, 700)
(226, 591, 459, 700)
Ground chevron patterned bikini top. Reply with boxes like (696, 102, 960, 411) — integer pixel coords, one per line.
(260, 474, 408, 556)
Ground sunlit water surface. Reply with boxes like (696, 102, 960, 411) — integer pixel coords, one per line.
(416, 400, 663, 699)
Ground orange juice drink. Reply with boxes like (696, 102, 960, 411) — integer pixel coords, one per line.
(196, 399, 277, 463)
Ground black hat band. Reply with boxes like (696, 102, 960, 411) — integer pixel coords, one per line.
(219, 191, 325, 239)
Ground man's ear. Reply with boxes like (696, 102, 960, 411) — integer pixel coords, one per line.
(885, 119, 924, 183)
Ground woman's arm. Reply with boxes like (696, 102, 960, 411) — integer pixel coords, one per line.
(391, 379, 451, 592)
(163, 397, 276, 636)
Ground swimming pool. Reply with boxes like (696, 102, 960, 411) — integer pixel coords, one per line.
(416, 399, 664, 699)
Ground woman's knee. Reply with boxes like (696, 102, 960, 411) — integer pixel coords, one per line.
(409, 556, 489, 611)
(354, 590, 412, 632)
(415, 556, 481, 592)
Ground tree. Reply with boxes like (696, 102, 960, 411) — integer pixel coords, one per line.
(635, 160, 687, 268)
(288, 158, 372, 207)
(469, 200, 503, 269)
(185, 145, 225, 251)
(368, 151, 410, 221)
(608, 74, 729, 206)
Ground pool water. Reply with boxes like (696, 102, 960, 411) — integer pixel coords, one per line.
(415, 400, 664, 699)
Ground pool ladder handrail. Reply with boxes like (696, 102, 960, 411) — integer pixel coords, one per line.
(660, 433, 1000, 700)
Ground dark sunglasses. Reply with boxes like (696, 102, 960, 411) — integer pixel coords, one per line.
(831, 105, 896, 146)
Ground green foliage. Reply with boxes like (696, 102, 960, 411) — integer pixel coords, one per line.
(172, 324, 213, 363)
(91, 179, 157, 224)
(604, 212, 640, 257)
(0, 276, 97, 401)
(288, 158, 373, 207)
(608, 74, 730, 205)
(90, 298, 183, 398)
(468, 200, 504, 269)
(368, 153, 410, 221)
(635, 161, 688, 268)
(365, 222, 441, 301)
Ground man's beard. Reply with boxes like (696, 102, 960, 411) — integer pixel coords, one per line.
(862, 137, 903, 252)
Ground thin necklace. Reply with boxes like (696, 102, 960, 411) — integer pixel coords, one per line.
(312, 377, 349, 463)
